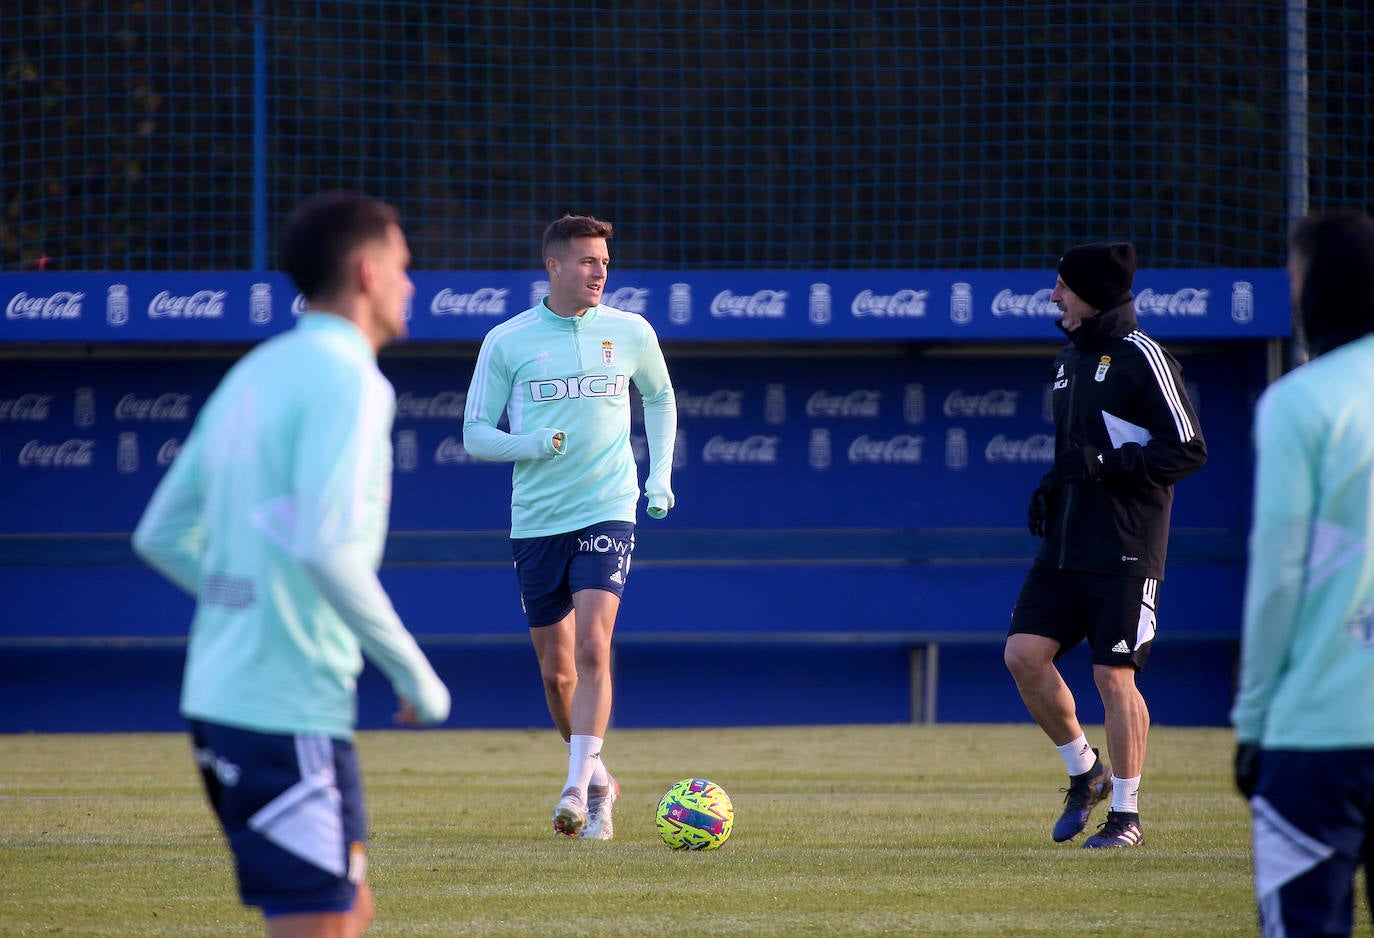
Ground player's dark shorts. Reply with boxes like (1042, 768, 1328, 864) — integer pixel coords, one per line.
(511, 520, 636, 628)
(1007, 564, 1159, 669)
(1249, 748, 1374, 937)
(188, 720, 367, 918)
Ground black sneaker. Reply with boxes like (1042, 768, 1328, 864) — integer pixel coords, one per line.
(1083, 810, 1144, 848)
(1051, 750, 1112, 842)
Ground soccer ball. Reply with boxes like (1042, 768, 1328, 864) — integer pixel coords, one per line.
(655, 777, 734, 850)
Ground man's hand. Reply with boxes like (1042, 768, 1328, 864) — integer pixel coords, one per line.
(1234, 742, 1261, 799)
(1055, 444, 1103, 483)
(394, 698, 421, 727)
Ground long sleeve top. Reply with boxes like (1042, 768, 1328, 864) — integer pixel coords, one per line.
(463, 301, 677, 537)
(1232, 334, 1374, 748)
(133, 313, 450, 738)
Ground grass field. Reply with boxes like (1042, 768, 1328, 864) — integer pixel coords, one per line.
(0, 724, 1276, 936)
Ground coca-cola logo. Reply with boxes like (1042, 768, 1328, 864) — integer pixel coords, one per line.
(6, 291, 84, 320)
(148, 289, 225, 318)
(991, 288, 1059, 317)
(18, 439, 95, 468)
(806, 390, 881, 419)
(677, 390, 743, 419)
(847, 434, 923, 464)
(396, 390, 466, 420)
(1135, 288, 1209, 317)
(701, 434, 779, 464)
(710, 290, 787, 319)
(985, 433, 1055, 463)
(115, 393, 192, 421)
(603, 286, 650, 314)
(0, 393, 53, 421)
(434, 436, 471, 465)
(430, 287, 508, 316)
(156, 438, 183, 466)
(942, 389, 1019, 419)
(148, 290, 226, 319)
(851, 289, 928, 318)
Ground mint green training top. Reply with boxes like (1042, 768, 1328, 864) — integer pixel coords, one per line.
(1231, 334, 1374, 749)
(463, 301, 677, 537)
(132, 313, 450, 739)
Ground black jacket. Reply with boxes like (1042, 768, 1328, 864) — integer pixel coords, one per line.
(1034, 301, 1207, 579)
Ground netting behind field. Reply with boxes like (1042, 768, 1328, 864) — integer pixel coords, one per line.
(2, 2, 1370, 272)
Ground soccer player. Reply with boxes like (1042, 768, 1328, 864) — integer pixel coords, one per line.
(1005, 241, 1207, 848)
(1232, 210, 1374, 935)
(462, 214, 677, 839)
(132, 194, 451, 937)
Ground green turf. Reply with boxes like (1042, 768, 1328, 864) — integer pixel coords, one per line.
(0, 724, 1286, 936)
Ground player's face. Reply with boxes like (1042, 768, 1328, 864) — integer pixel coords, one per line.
(1050, 275, 1096, 331)
(547, 236, 609, 314)
(367, 223, 414, 345)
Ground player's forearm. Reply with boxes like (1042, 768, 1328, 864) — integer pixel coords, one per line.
(1233, 519, 1307, 740)
(462, 421, 561, 462)
(131, 478, 205, 596)
(298, 542, 451, 724)
(641, 393, 677, 478)
(641, 393, 677, 510)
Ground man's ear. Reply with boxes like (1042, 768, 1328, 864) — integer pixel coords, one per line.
(354, 249, 376, 294)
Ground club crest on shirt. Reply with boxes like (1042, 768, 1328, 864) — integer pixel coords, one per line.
(602, 340, 615, 365)
(1095, 356, 1111, 382)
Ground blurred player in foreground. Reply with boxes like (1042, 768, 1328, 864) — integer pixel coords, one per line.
(463, 214, 676, 839)
(1232, 209, 1374, 936)
(1006, 241, 1207, 848)
(133, 194, 451, 937)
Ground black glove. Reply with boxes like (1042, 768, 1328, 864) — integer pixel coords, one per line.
(1055, 444, 1103, 483)
(1027, 486, 1052, 537)
(1234, 742, 1261, 799)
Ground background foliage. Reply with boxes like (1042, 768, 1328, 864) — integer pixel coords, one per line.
(2, 1, 1371, 271)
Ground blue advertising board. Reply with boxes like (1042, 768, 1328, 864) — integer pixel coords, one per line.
(0, 346, 1256, 730)
(0, 347, 1253, 537)
(0, 268, 1289, 342)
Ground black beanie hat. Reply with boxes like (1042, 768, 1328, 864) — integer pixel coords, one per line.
(1057, 242, 1137, 312)
(1293, 211, 1374, 357)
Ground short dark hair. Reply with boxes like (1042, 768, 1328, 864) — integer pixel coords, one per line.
(278, 194, 400, 300)
(541, 214, 613, 260)
(1289, 210, 1374, 356)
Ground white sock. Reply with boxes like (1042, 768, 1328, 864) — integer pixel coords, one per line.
(590, 754, 610, 788)
(564, 734, 603, 796)
(563, 738, 608, 785)
(1110, 775, 1140, 814)
(1056, 734, 1097, 776)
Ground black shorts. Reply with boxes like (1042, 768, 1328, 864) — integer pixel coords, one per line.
(511, 520, 636, 628)
(1250, 748, 1374, 937)
(1008, 565, 1158, 669)
(189, 720, 367, 917)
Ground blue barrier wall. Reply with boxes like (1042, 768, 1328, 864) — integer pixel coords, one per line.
(0, 330, 1265, 732)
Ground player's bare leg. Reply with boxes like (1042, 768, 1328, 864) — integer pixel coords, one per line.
(1005, 633, 1111, 841)
(530, 615, 576, 742)
(554, 588, 621, 837)
(1094, 664, 1147, 779)
(1004, 633, 1082, 745)
(569, 587, 619, 740)
(1082, 663, 1148, 848)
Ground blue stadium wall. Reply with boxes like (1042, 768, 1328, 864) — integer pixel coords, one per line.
(0, 268, 1284, 732)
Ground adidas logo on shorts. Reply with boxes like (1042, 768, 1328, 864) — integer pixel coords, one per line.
(1111, 640, 1132, 654)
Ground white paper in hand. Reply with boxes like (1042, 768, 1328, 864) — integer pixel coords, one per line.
(1102, 410, 1151, 449)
